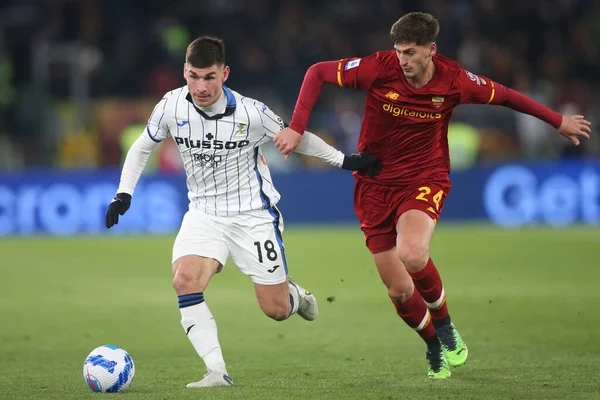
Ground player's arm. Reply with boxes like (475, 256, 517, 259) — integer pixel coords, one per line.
(296, 130, 381, 176)
(274, 53, 383, 156)
(458, 70, 591, 145)
(105, 96, 170, 229)
(259, 101, 380, 175)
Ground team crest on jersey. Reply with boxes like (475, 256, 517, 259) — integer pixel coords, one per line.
(431, 96, 444, 109)
(344, 59, 361, 70)
(236, 123, 247, 135)
(276, 116, 285, 129)
(385, 91, 400, 100)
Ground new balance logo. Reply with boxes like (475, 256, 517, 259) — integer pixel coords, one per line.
(177, 120, 189, 127)
(267, 265, 280, 273)
(385, 91, 400, 100)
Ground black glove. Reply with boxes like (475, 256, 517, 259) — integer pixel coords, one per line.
(342, 151, 381, 177)
(105, 193, 132, 229)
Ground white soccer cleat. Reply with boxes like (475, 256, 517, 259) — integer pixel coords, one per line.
(289, 279, 318, 321)
(186, 370, 233, 388)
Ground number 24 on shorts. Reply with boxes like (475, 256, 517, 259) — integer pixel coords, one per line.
(415, 186, 444, 211)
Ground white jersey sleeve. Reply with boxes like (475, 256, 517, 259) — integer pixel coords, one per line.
(254, 101, 344, 167)
(249, 100, 286, 138)
(116, 133, 160, 195)
(116, 93, 176, 195)
(146, 95, 172, 142)
(295, 131, 345, 168)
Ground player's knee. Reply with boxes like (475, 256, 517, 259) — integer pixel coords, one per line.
(172, 269, 196, 293)
(388, 282, 414, 304)
(172, 260, 214, 294)
(396, 242, 428, 272)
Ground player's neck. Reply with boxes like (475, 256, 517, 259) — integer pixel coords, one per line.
(194, 88, 226, 116)
(407, 60, 435, 88)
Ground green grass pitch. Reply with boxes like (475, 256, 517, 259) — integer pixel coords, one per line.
(1, 225, 599, 399)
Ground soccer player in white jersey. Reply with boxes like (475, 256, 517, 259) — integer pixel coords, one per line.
(105, 36, 380, 388)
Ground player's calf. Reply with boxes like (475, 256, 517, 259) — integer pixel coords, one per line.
(255, 280, 293, 321)
(259, 301, 291, 321)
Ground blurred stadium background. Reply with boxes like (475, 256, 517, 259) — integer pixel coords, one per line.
(1, 1, 599, 399)
(0, 0, 599, 232)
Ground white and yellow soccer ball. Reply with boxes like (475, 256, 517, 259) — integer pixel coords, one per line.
(83, 345, 135, 392)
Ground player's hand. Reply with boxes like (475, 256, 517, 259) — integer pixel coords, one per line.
(558, 115, 591, 146)
(342, 152, 381, 177)
(274, 127, 303, 159)
(105, 193, 132, 229)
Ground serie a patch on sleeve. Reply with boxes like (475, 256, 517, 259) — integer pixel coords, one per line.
(344, 59, 361, 70)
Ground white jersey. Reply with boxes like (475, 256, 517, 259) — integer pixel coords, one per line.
(117, 85, 345, 216)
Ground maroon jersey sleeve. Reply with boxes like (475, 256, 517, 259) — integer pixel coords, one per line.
(337, 52, 388, 90)
(456, 69, 563, 128)
(288, 61, 339, 134)
(289, 52, 390, 134)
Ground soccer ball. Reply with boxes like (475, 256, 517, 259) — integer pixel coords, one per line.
(83, 345, 135, 392)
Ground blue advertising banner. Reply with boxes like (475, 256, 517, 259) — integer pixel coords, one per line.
(0, 161, 599, 236)
(446, 161, 600, 227)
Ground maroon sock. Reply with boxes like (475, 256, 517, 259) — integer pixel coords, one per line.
(409, 258, 449, 321)
(392, 289, 436, 341)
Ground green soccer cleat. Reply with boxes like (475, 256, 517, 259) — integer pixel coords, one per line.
(436, 324, 468, 367)
(426, 348, 451, 380)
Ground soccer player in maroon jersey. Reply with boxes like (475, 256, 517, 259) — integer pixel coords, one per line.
(274, 12, 591, 379)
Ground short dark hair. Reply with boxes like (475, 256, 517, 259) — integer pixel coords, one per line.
(390, 12, 440, 46)
(185, 36, 226, 68)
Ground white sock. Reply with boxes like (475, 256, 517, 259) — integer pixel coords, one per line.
(288, 281, 300, 316)
(180, 301, 228, 375)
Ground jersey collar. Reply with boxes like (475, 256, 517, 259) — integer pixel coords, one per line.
(186, 85, 237, 120)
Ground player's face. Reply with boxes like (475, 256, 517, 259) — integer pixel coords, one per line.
(394, 42, 436, 80)
(184, 63, 230, 107)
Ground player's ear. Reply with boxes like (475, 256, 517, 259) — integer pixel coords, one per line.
(183, 63, 187, 79)
(429, 42, 437, 57)
(222, 65, 230, 83)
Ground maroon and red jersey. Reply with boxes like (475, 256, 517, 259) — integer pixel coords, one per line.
(335, 51, 551, 185)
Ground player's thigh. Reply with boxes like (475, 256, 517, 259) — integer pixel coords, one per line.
(354, 180, 397, 254)
(172, 209, 230, 289)
(394, 181, 450, 262)
(225, 207, 288, 285)
(253, 281, 290, 319)
(372, 247, 414, 300)
(395, 210, 436, 256)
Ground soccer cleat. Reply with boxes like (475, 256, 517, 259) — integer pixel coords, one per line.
(436, 324, 468, 367)
(288, 279, 318, 321)
(186, 370, 233, 388)
(426, 347, 451, 380)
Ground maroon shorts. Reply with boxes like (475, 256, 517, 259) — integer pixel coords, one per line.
(354, 179, 451, 254)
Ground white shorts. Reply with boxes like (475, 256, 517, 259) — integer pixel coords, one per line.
(172, 206, 288, 285)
